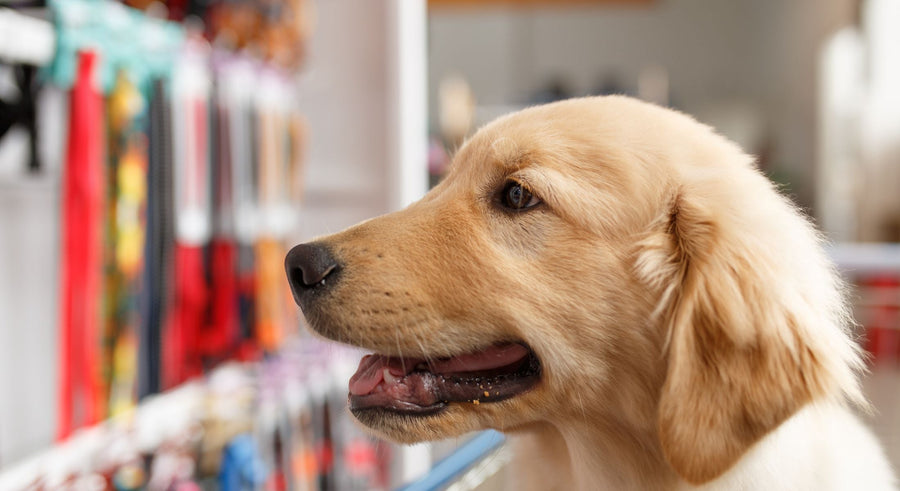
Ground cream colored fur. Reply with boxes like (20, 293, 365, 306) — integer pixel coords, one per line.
(298, 96, 896, 489)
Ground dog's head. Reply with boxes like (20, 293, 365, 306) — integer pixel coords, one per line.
(286, 96, 864, 484)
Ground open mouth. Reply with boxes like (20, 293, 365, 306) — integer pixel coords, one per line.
(348, 342, 541, 416)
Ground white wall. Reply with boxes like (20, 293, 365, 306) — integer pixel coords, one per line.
(295, 0, 391, 240)
(296, 0, 428, 242)
(0, 180, 59, 468)
(0, 82, 64, 467)
(428, 0, 855, 208)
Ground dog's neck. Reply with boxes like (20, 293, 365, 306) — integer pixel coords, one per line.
(511, 416, 679, 490)
(558, 418, 678, 490)
(547, 337, 677, 489)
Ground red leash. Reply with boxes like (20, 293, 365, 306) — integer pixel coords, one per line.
(165, 90, 211, 388)
(58, 50, 105, 440)
(165, 244, 208, 388)
(206, 239, 238, 357)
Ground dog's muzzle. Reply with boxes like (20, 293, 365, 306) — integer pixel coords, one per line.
(285, 242, 340, 308)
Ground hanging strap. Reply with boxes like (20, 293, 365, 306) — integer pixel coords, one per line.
(206, 240, 238, 357)
(165, 75, 211, 387)
(203, 100, 240, 360)
(255, 106, 280, 352)
(165, 244, 208, 388)
(139, 78, 174, 399)
(236, 243, 259, 360)
(105, 71, 149, 417)
(256, 239, 285, 352)
(57, 50, 105, 440)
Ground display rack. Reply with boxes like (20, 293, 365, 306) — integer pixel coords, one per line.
(1, 0, 437, 487)
(0, 338, 510, 490)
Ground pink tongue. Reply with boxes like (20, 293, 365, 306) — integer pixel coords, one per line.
(349, 355, 422, 396)
(348, 344, 529, 396)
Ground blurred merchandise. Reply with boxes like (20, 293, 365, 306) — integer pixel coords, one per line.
(427, 136, 450, 188)
(816, 10, 900, 452)
(830, 243, 900, 467)
(817, 26, 865, 242)
(437, 75, 475, 150)
(858, 0, 900, 242)
(0, 62, 41, 172)
(830, 243, 900, 366)
(818, 0, 900, 242)
(57, 50, 107, 439)
(0, 342, 416, 491)
(0, 1, 451, 487)
(121, 0, 315, 69)
(0, 0, 312, 444)
(105, 69, 148, 419)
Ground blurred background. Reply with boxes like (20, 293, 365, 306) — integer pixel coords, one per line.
(0, 0, 898, 489)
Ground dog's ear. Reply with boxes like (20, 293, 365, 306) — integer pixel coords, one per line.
(647, 190, 840, 485)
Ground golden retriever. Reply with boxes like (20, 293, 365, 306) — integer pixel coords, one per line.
(285, 96, 896, 489)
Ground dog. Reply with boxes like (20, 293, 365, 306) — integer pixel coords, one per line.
(285, 96, 896, 490)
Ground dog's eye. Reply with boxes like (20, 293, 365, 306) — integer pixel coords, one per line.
(501, 181, 541, 210)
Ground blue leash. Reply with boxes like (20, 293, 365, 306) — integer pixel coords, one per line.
(396, 430, 506, 491)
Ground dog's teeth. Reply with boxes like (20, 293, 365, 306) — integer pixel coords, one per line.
(383, 368, 399, 385)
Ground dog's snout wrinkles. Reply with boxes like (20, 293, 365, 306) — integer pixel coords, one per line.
(285, 243, 339, 298)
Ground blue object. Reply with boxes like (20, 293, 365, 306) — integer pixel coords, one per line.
(219, 434, 269, 491)
(397, 430, 506, 491)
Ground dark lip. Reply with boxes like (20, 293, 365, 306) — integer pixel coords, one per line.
(350, 401, 449, 418)
(349, 404, 449, 432)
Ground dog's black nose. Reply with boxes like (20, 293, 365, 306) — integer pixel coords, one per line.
(285, 243, 340, 300)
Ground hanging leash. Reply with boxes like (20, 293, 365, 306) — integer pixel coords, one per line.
(57, 50, 105, 440)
